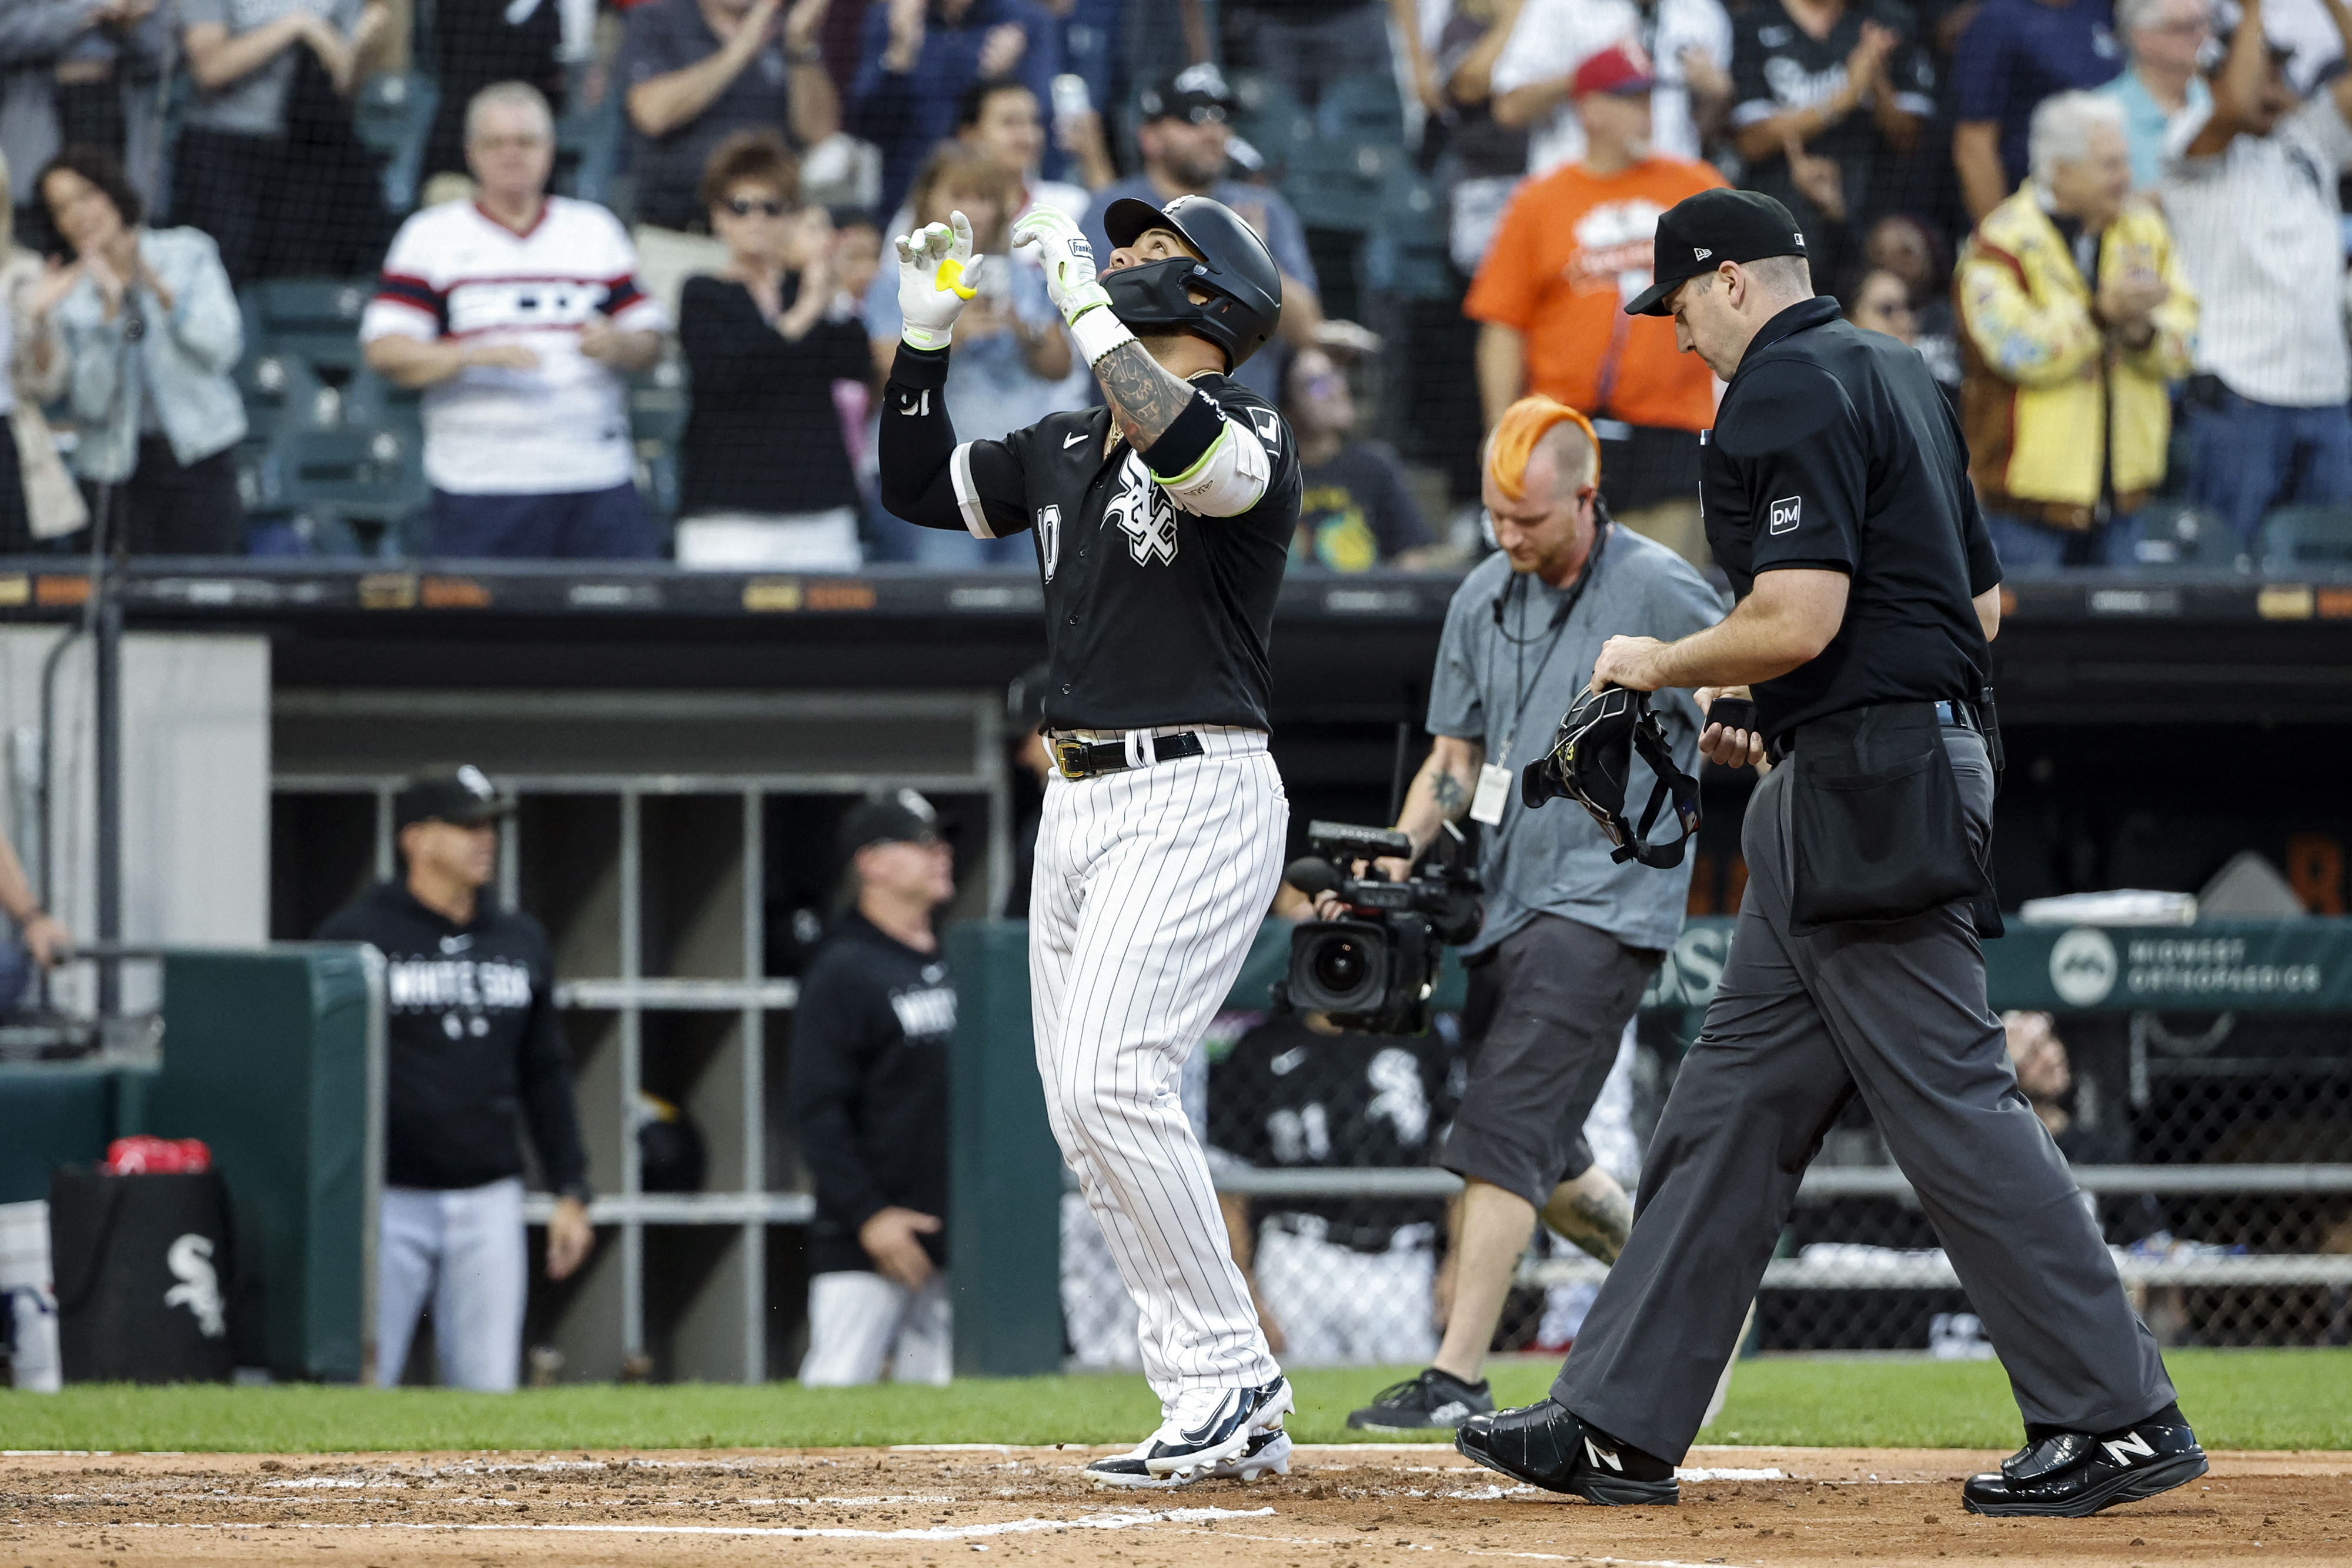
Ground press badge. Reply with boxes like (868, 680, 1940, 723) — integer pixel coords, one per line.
(1471, 763, 1514, 825)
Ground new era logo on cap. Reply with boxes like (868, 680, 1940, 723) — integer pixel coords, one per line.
(1623, 189, 1809, 317)
(1769, 496, 1802, 534)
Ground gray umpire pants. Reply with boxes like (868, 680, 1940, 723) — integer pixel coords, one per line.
(1553, 727, 2173, 1462)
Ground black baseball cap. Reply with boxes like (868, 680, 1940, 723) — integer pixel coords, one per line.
(395, 765, 513, 830)
(1138, 62, 1235, 125)
(1624, 189, 1810, 317)
(836, 788, 942, 863)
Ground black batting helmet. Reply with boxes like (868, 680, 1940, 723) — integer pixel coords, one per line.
(1100, 193, 1283, 372)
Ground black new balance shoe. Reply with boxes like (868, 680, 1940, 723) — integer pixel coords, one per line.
(1962, 1406, 2208, 1518)
(1454, 1398, 1679, 1506)
(1347, 1368, 1495, 1431)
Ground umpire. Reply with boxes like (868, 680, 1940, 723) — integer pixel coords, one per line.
(1456, 190, 2202, 1520)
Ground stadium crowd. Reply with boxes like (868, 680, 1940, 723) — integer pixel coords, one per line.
(0, 0, 2348, 569)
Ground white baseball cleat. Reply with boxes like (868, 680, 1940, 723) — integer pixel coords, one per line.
(1082, 1378, 1295, 1489)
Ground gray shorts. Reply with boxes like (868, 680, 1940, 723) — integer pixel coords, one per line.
(1441, 914, 1663, 1208)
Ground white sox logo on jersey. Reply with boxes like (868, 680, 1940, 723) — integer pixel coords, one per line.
(1105, 450, 1178, 566)
(446, 278, 612, 336)
(1038, 504, 1063, 580)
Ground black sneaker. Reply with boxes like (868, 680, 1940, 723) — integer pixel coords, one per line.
(1962, 1406, 2207, 1517)
(1347, 1368, 1495, 1432)
(1455, 1398, 1679, 1506)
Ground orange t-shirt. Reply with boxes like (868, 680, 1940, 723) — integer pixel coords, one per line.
(1464, 156, 1729, 434)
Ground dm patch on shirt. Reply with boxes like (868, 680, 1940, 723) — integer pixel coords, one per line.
(1769, 496, 1803, 534)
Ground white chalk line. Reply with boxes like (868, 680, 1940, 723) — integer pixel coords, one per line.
(35, 1503, 1278, 1542)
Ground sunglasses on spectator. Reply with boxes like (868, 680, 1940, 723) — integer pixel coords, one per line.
(724, 196, 792, 218)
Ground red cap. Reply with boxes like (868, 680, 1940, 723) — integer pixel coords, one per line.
(1573, 41, 1656, 98)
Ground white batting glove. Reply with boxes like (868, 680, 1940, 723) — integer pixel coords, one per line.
(895, 210, 983, 351)
(1013, 207, 1134, 366)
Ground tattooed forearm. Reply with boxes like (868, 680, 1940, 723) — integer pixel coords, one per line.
(1431, 768, 1471, 819)
(1094, 339, 1192, 452)
(1544, 1172, 1633, 1266)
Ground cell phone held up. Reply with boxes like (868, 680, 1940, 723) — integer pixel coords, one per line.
(1706, 695, 1756, 735)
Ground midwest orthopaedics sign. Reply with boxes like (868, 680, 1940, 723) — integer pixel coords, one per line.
(2119, 936, 2324, 1000)
(2035, 923, 2344, 1011)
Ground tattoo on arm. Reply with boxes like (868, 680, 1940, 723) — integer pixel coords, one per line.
(1093, 338, 1192, 451)
(1431, 769, 1471, 819)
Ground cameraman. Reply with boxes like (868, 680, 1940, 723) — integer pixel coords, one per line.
(1339, 396, 1722, 1432)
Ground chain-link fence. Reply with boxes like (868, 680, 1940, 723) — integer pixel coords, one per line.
(1060, 999, 2352, 1368)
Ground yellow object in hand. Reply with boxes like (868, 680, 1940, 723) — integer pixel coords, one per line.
(933, 257, 980, 300)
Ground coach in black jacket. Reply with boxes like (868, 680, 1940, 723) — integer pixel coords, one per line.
(789, 790, 957, 1386)
(316, 767, 593, 1390)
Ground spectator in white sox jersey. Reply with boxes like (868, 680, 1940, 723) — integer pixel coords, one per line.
(360, 82, 671, 560)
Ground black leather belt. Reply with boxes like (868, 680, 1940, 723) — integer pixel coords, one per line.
(1053, 730, 1205, 780)
(1768, 700, 1981, 764)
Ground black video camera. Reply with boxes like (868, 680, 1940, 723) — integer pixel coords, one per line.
(1271, 820, 1482, 1035)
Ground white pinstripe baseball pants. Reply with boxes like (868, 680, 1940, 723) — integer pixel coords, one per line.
(1030, 726, 1288, 1405)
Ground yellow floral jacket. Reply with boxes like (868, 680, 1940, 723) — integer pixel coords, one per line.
(1955, 188, 2198, 525)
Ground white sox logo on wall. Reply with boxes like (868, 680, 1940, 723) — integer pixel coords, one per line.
(1105, 450, 1178, 566)
(1037, 504, 1063, 580)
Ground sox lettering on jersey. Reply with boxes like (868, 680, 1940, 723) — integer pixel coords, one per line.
(1105, 451, 1179, 566)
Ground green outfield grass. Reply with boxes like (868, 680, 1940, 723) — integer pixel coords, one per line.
(1, 1350, 2344, 1455)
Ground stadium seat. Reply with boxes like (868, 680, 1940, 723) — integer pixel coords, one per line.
(1282, 139, 1395, 233)
(352, 72, 426, 158)
(241, 278, 376, 378)
(1362, 169, 1454, 300)
(1315, 72, 1407, 151)
(343, 366, 424, 434)
(1227, 73, 1314, 178)
(273, 424, 429, 530)
(232, 352, 334, 444)
(2256, 504, 2352, 569)
(629, 359, 690, 449)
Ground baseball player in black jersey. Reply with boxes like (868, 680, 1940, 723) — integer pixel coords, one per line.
(879, 192, 1302, 1488)
(314, 767, 593, 1392)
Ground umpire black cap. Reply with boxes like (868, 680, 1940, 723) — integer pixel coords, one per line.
(395, 765, 513, 830)
(1101, 192, 1284, 370)
(1625, 189, 1810, 317)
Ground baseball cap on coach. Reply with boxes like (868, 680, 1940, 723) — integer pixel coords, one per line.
(1624, 188, 1809, 317)
(395, 765, 513, 830)
(837, 788, 942, 863)
(1572, 42, 1656, 98)
(1138, 62, 1235, 125)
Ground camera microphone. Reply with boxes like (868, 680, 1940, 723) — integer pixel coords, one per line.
(1284, 856, 1342, 898)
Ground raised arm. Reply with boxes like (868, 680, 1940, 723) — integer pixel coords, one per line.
(2189, 0, 2274, 156)
(1014, 208, 1277, 515)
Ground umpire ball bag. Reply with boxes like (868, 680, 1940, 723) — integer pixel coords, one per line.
(48, 1168, 235, 1383)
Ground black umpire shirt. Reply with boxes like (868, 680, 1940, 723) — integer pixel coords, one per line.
(1700, 296, 2002, 740)
(787, 911, 955, 1276)
(315, 882, 590, 1197)
(879, 343, 1302, 733)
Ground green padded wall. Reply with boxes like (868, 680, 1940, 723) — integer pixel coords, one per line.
(145, 948, 376, 1383)
(0, 1065, 120, 1204)
(946, 921, 1066, 1378)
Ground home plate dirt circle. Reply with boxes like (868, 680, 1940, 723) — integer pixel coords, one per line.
(4, 1443, 2347, 1566)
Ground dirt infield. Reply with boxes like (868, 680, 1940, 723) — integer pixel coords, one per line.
(5, 1443, 2347, 1567)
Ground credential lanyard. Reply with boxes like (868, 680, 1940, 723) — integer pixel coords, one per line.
(1491, 522, 1611, 769)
